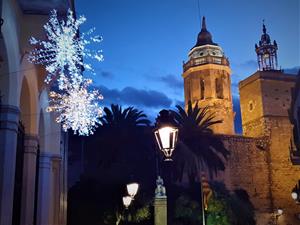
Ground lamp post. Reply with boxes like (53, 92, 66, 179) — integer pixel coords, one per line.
(127, 182, 139, 200)
(122, 196, 132, 209)
(273, 208, 283, 225)
(121, 183, 139, 225)
(291, 181, 300, 204)
(122, 196, 132, 225)
(154, 110, 178, 161)
(154, 109, 178, 225)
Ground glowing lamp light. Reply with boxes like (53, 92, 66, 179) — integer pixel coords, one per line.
(122, 196, 132, 209)
(154, 110, 178, 161)
(154, 127, 178, 159)
(291, 183, 300, 203)
(292, 191, 298, 200)
(277, 208, 283, 215)
(127, 183, 139, 199)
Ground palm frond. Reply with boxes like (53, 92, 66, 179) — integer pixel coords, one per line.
(171, 100, 230, 181)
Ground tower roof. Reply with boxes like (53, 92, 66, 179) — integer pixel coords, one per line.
(193, 17, 218, 48)
(260, 23, 271, 45)
(255, 22, 279, 71)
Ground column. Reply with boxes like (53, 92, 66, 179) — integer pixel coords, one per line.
(20, 134, 38, 225)
(51, 156, 61, 225)
(36, 153, 52, 225)
(154, 176, 167, 225)
(59, 132, 68, 225)
(0, 105, 20, 225)
(154, 198, 167, 225)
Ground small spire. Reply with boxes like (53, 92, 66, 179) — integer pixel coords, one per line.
(262, 20, 267, 34)
(202, 16, 207, 30)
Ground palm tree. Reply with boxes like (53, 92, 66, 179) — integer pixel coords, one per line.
(170, 101, 230, 182)
(100, 104, 151, 128)
(87, 104, 152, 170)
(76, 105, 155, 225)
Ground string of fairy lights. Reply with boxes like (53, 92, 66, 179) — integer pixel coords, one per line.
(28, 9, 104, 136)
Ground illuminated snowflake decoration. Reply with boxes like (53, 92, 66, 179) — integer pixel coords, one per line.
(46, 79, 103, 136)
(28, 9, 103, 87)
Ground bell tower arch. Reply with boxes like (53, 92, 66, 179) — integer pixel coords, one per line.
(182, 17, 235, 134)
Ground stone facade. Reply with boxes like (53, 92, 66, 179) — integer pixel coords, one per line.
(237, 71, 300, 224)
(183, 17, 235, 135)
(183, 18, 300, 224)
(183, 64, 235, 135)
(239, 71, 296, 137)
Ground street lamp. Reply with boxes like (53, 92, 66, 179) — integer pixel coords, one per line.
(154, 110, 178, 225)
(122, 196, 132, 209)
(127, 182, 139, 199)
(291, 181, 300, 203)
(154, 110, 178, 161)
(273, 208, 283, 225)
(277, 208, 283, 216)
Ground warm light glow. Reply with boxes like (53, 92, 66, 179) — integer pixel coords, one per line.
(122, 196, 132, 208)
(277, 208, 283, 215)
(159, 127, 174, 149)
(292, 192, 298, 200)
(154, 126, 178, 159)
(127, 183, 139, 198)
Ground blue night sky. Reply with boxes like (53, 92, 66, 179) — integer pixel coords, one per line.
(75, 0, 299, 132)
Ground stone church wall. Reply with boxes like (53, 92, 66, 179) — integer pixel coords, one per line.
(218, 135, 272, 213)
(217, 116, 300, 224)
(266, 117, 300, 224)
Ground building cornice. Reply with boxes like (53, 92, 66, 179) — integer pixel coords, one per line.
(182, 63, 231, 78)
(239, 71, 297, 89)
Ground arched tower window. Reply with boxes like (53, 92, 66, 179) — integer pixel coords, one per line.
(200, 79, 205, 100)
(215, 78, 223, 99)
(185, 79, 192, 102)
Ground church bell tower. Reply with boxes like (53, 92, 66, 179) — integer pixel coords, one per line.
(182, 17, 235, 134)
(255, 23, 279, 71)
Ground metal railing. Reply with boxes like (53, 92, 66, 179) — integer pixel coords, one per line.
(183, 56, 229, 72)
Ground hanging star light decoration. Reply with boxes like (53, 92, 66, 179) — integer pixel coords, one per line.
(28, 8, 103, 88)
(46, 79, 103, 136)
(28, 8, 105, 135)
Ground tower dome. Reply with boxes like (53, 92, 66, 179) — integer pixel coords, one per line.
(184, 17, 229, 71)
(260, 24, 271, 45)
(194, 17, 217, 47)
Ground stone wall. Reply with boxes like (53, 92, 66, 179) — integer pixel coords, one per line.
(267, 117, 300, 224)
(183, 64, 235, 135)
(235, 70, 300, 224)
(218, 135, 272, 213)
(218, 129, 300, 224)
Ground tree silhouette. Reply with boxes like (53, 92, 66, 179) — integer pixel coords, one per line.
(170, 101, 230, 181)
(68, 105, 155, 225)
